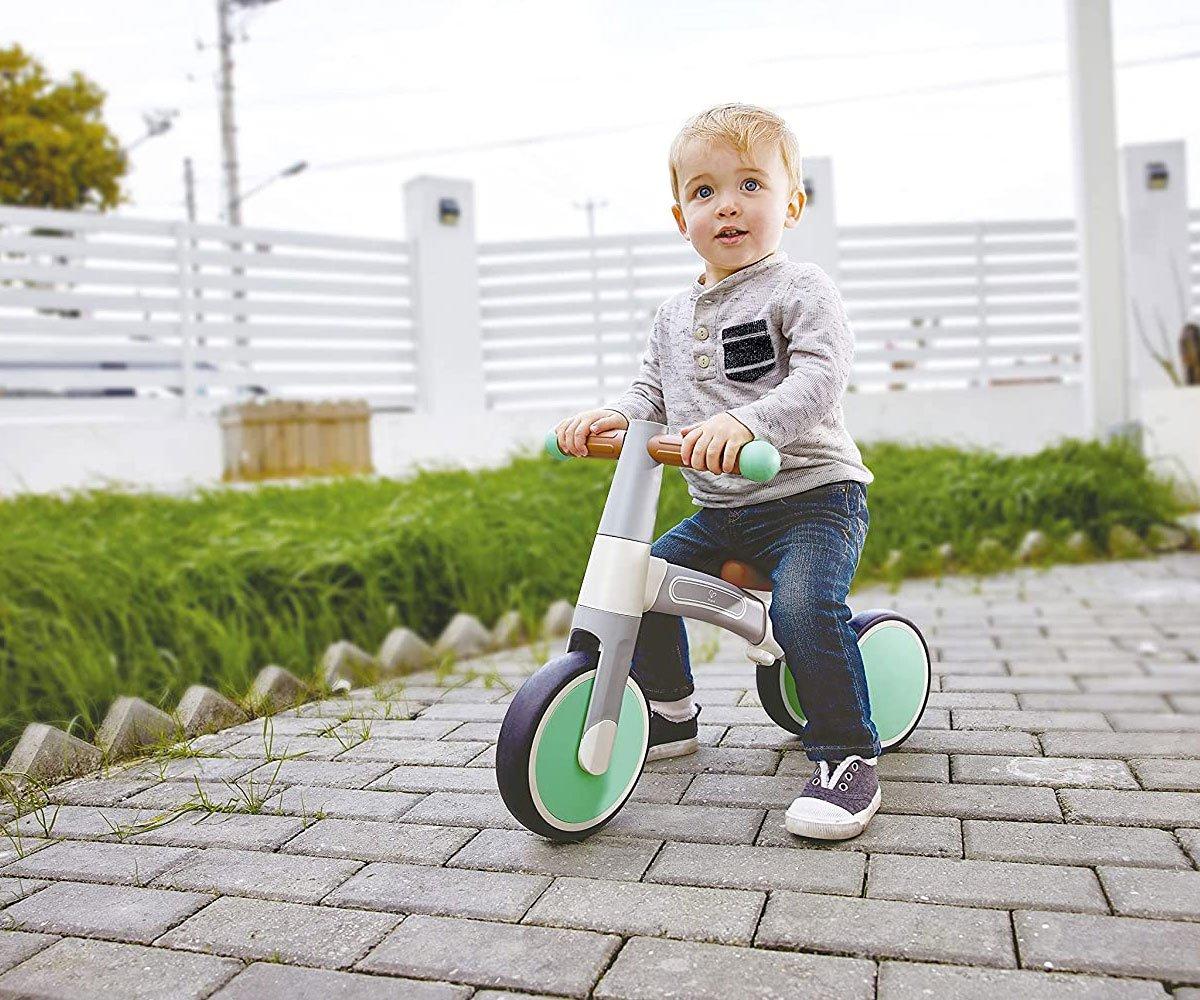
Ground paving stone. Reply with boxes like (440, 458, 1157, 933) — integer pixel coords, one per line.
(4, 723, 102, 786)
(350, 718, 461, 740)
(1059, 789, 1200, 828)
(358, 914, 620, 998)
(0, 840, 51, 867)
(779, 751, 949, 782)
(594, 935, 875, 1000)
(757, 890, 1015, 967)
(122, 779, 275, 812)
(336, 739, 490, 766)
(927, 692, 1020, 708)
(1180, 829, 1200, 866)
(680, 773, 802, 810)
(269, 784, 423, 820)
(212, 962, 471, 999)
(441, 721, 502, 741)
(159, 895, 398, 969)
(0, 880, 211, 944)
(758, 811, 963, 857)
(282, 818, 474, 864)
(866, 854, 1108, 912)
(448, 829, 661, 882)
(95, 697, 179, 760)
(398, 791, 523, 830)
(628, 771, 693, 804)
(941, 676, 1080, 692)
(951, 709, 1111, 731)
(1082, 677, 1200, 694)
(643, 746, 780, 775)
(123, 756, 258, 783)
(1129, 758, 1200, 791)
(962, 820, 1192, 869)
(718, 726, 802, 750)
(245, 759, 396, 789)
(602, 801, 763, 845)
(1040, 731, 1200, 759)
(153, 847, 361, 903)
(1, 840, 195, 886)
(48, 774, 158, 806)
(0, 937, 240, 998)
(1019, 693, 1172, 712)
(645, 841, 864, 895)
(5, 804, 166, 841)
(893, 730, 1041, 755)
(131, 811, 307, 851)
(950, 754, 1138, 788)
(223, 734, 345, 760)
(175, 685, 247, 738)
(0, 931, 56, 974)
(1096, 866, 1200, 921)
(875, 960, 1171, 999)
(248, 664, 308, 713)
(0, 876, 48, 905)
(327, 861, 549, 921)
(419, 703, 509, 721)
(881, 781, 1062, 821)
(1107, 712, 1200, 732)
(366, 765, 498, 794)
(1013, 910, 1200, 982)
(523, 875, 763, 945)
(1007, 660, 1145, 676)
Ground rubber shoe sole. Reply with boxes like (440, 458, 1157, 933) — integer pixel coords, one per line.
(646, 737, 698, 761)
(784, 786, 881, 840)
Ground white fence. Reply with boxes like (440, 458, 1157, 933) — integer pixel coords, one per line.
(476, 217, 1086, 412)
(0, 206, 417, 419)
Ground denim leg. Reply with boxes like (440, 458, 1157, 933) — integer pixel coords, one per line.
(742, 482, 880, 762)
(629, 507, 730, 701)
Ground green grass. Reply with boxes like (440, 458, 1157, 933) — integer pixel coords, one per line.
(0, 435, 1190, 754)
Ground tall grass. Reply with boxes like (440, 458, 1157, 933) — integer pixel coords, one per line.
(0, 436, 1188, 753)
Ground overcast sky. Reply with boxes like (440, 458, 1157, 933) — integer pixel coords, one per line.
(10, 0, 1200, 241)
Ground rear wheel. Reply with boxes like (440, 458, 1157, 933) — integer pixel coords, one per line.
(496, 650, 649, 842)
(756, 610, 931, 751)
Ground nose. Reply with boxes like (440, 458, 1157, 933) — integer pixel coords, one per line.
(716, 200, 739, 218)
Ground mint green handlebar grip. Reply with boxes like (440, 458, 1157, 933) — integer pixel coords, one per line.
(738, 440, 782, 483)
(544, 430, 570, 461)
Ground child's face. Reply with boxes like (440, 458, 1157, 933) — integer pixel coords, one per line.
(671, 136, 804, 284)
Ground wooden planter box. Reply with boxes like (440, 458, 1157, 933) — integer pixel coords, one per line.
(220, 399, 373, 482)
(1141, 386, 1200, 505)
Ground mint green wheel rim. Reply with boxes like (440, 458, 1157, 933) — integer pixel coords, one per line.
(780, 665, 807, 725)
(529, 671, 648, 831)
(859, 620, 929, 746)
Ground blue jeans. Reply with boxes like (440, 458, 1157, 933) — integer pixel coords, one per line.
(630, 479, 880, 763)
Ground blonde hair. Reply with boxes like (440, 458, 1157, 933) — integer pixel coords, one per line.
(668, 103, 802, 205)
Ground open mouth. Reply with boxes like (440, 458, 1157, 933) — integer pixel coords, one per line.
(716, 229, 747, 245)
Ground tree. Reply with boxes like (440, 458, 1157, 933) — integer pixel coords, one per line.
(0, 44, 128, 211)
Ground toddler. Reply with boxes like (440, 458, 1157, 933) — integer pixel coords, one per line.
(554, 103, 879, 840)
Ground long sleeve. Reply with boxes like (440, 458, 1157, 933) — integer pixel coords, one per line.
(604, 304, 668, 424)
(726, 266, 853, 447)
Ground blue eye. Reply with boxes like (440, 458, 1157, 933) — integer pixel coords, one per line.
(743, 179, 760, 191)
(696, 185, 712, 198)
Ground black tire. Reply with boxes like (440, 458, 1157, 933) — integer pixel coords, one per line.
(496, 649, 649, 842)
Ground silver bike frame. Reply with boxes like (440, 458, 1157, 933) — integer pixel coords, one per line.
(570, 420, 784, 775)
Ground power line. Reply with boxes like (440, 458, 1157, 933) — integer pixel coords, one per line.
(305, 48, 1200, 175)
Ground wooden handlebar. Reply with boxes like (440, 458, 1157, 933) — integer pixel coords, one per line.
(574, 430, 721, 470)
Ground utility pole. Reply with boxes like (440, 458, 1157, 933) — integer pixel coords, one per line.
(216, 0, 242, 226)
(183, 158, 197, 223)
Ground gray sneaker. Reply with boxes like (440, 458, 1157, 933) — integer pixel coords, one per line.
(785, 755, 881, 840)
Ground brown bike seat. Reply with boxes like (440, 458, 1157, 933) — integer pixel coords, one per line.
(719, 560, 773, 593)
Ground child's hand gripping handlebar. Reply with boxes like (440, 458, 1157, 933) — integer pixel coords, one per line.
(544, 428, 782, 483)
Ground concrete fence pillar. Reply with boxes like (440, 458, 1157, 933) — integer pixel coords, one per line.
(780, 156, 838, 280)
(403, 175, 486, 424)
(1120, 141, 1191, 404)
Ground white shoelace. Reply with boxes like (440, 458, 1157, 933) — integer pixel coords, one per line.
(814, 755, 878, 790)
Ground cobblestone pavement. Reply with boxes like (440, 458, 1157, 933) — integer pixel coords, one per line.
(2, 554, 1199, 999)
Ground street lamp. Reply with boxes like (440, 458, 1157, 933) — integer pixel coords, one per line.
(125, 108, 179, 152)
(232, 160, 308, 208)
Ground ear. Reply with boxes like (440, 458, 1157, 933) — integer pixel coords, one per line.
(671, 203, 689, 240)
(783, 188, 805, 230)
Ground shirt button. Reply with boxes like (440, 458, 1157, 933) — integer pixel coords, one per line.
(698, 355, 710, 369)
(694, 327, 709, 341)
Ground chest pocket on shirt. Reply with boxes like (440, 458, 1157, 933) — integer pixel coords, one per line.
(720, 319, 775, 383)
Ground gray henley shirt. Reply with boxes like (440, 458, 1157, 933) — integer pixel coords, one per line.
(605, 249, 874, 507)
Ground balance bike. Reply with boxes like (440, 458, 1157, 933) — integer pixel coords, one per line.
(496, 420, 931, 842)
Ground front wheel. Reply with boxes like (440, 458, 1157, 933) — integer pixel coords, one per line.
(756, 609, 931, 752)
(496, 650, 649, 842)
